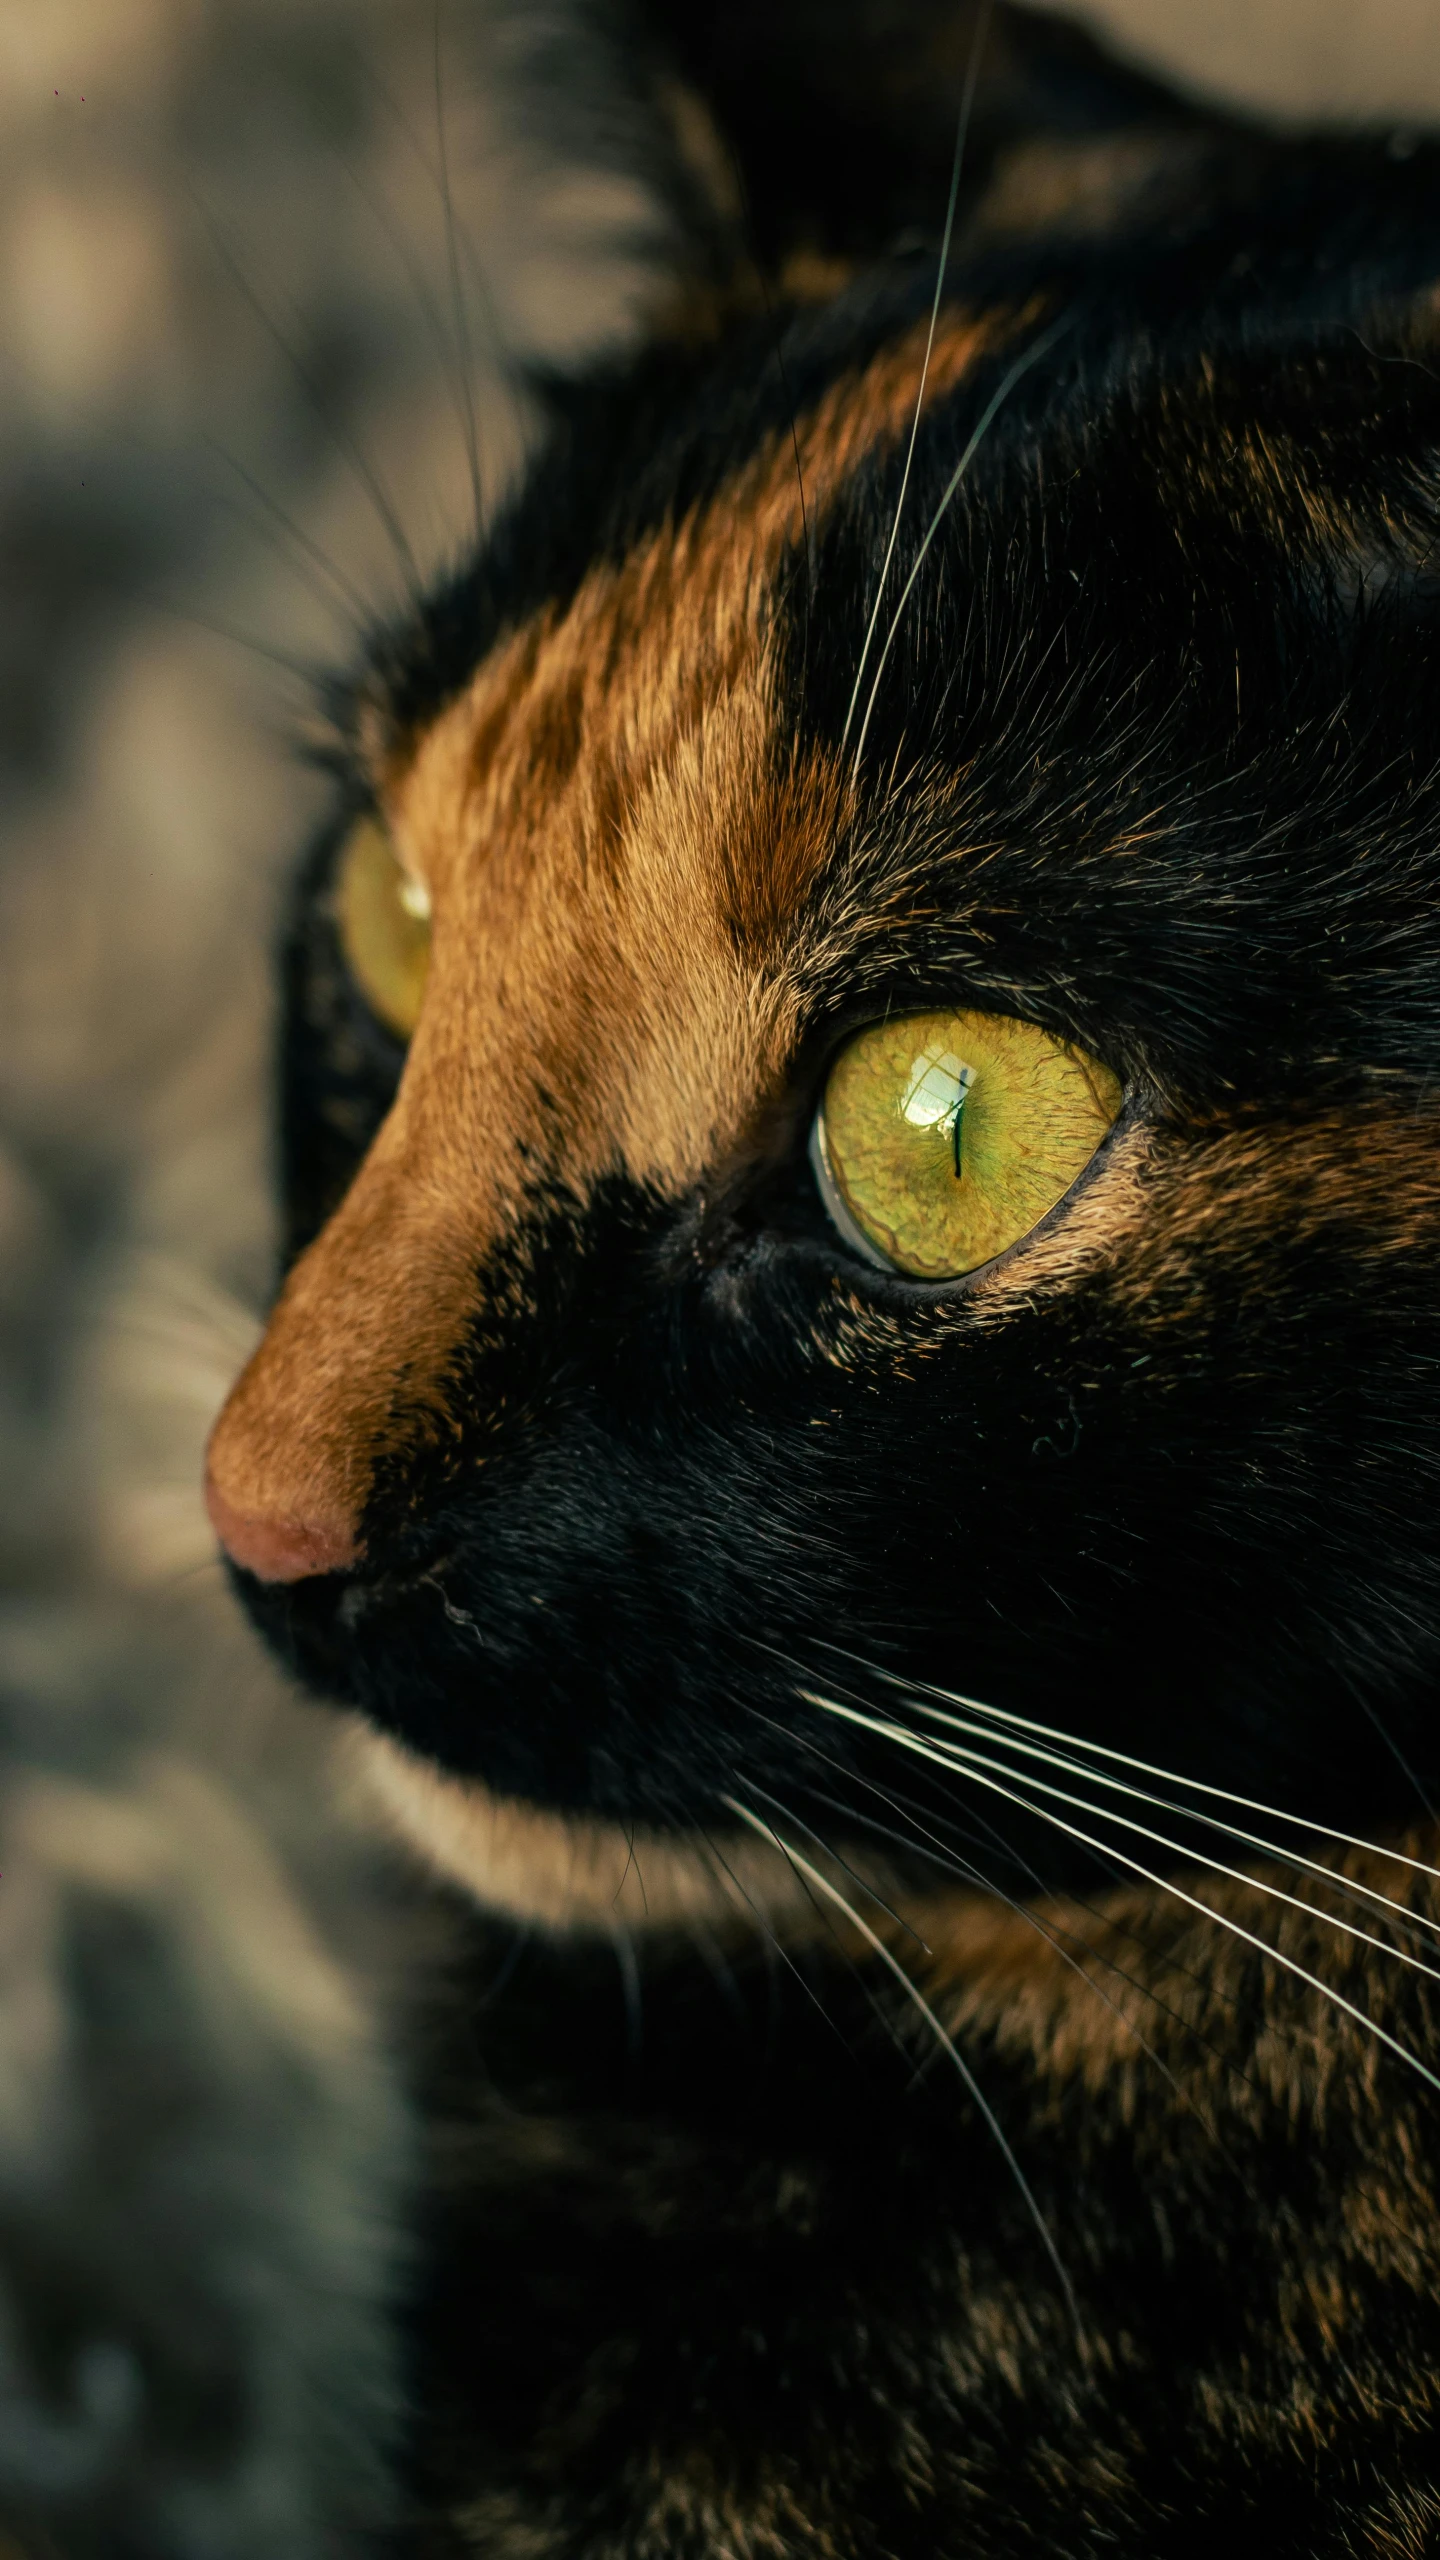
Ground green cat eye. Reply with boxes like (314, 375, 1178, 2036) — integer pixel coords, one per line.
(335, 816, 431, 1040)
(812, 1008, 1121, 1279)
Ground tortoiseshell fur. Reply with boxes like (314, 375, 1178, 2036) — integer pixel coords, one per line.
(214, 4, 1440, 2548)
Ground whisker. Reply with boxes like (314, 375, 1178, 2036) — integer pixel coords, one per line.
(776, 1661, 1440, 2117)
(777, 1729, 1248, 2037)
(801, 1776, 1260, 2174)
(753, 1636, 1179, 1919)
(859, 1685, 1440, 1960)
(809, 1694, 1440, 1990)
(839, 0, 995, 757)
(148, 1553, 231, 1595)
(612, 1925, 643, 2058)
(191, 194, 423, 598)
(799, 1637, 1440, 1948)
(694, 1825, 861, 2054)
(799, 1702, 1440, 2098)
(742, 1776, 931, 1950)
(850, 313, 1072, 779)
(732, 1799, 936, 2079)
(126, 588, 328, 687)
(199, 434, 375, 625)
(340, 32, 510, 377)
(721, 1793, 1081, 2328)
(931, 1733, 1440, 1991)
(746, 1668, 1081, 1897)
(865, 1667, 1440, 1888)
(757, 1704, 1303, 2124)
(879, 1694, 1440, 1957)
(683, 1915, 750, 2030)
(327, 135, 491, 544)
(433, 0, 485, 541)
(613, 1822, 644, 1916)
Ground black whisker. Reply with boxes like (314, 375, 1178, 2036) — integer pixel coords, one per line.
(433, 0, 486, 543)
(191, 192, 423, 598)
(694, 1823, 861, 2057)
(613, 1924, 643, 2059)
(200, 433, 375, 625)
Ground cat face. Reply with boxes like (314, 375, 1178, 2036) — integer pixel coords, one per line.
(206, 176, 1440, 1921)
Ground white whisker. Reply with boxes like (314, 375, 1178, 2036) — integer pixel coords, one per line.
(902, 1726, 1440, 1992)
(867, 1671, 1440, 1887)
(744, 1776, 930, 1950)
(861, 1694, 1440, 1956)
(721, 1793, 1081, 2326)
(806, 1694, 1440, 1984)
(733, 1800, 938, 2078)
(799, 1696, 1440, 2099)
(770, 1745, 1249, 2151)
(849, 315, 1071, 778)
(839, 0, 995, 758)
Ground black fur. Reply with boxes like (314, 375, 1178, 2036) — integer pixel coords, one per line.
(395, 1894, 1440, 2558)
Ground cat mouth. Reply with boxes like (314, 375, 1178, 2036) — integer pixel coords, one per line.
(231, 1517, 1433, 1952)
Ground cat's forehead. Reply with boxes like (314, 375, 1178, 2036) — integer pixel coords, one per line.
(380, 300, 1003, 881)
(366, 308, 1006, 1191)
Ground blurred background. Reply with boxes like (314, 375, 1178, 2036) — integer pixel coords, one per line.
(1, 1, 1439, 2552)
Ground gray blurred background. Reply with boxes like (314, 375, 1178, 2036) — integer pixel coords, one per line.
(1, 3, 1438, 2553)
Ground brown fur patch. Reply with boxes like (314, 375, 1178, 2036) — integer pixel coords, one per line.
(1107, 1106, 1440, 1316)
(914, 1828, 1440, 2131)
(207, 309, 1015, 1550)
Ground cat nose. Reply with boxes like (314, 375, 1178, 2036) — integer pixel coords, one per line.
(204, 1469, 357, 1583)
(200, 1093, 482, 1589)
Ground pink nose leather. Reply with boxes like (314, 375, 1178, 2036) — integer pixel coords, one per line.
(204, 1472, 357, 1583)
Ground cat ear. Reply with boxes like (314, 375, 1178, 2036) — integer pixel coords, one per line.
(506, 0, 1200, 296)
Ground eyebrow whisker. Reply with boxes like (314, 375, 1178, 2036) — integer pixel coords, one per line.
(850, 313, 1073, 781)
(839, 0, 996, 758)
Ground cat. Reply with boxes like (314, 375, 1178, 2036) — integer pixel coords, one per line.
(204, 2, 1440, 2549)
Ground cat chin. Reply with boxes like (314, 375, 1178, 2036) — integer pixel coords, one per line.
(347, 1724, 834, 1934)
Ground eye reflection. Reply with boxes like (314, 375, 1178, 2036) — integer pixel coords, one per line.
(901, 1047, 976, 1173)
(335, 816, 431, 1041)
